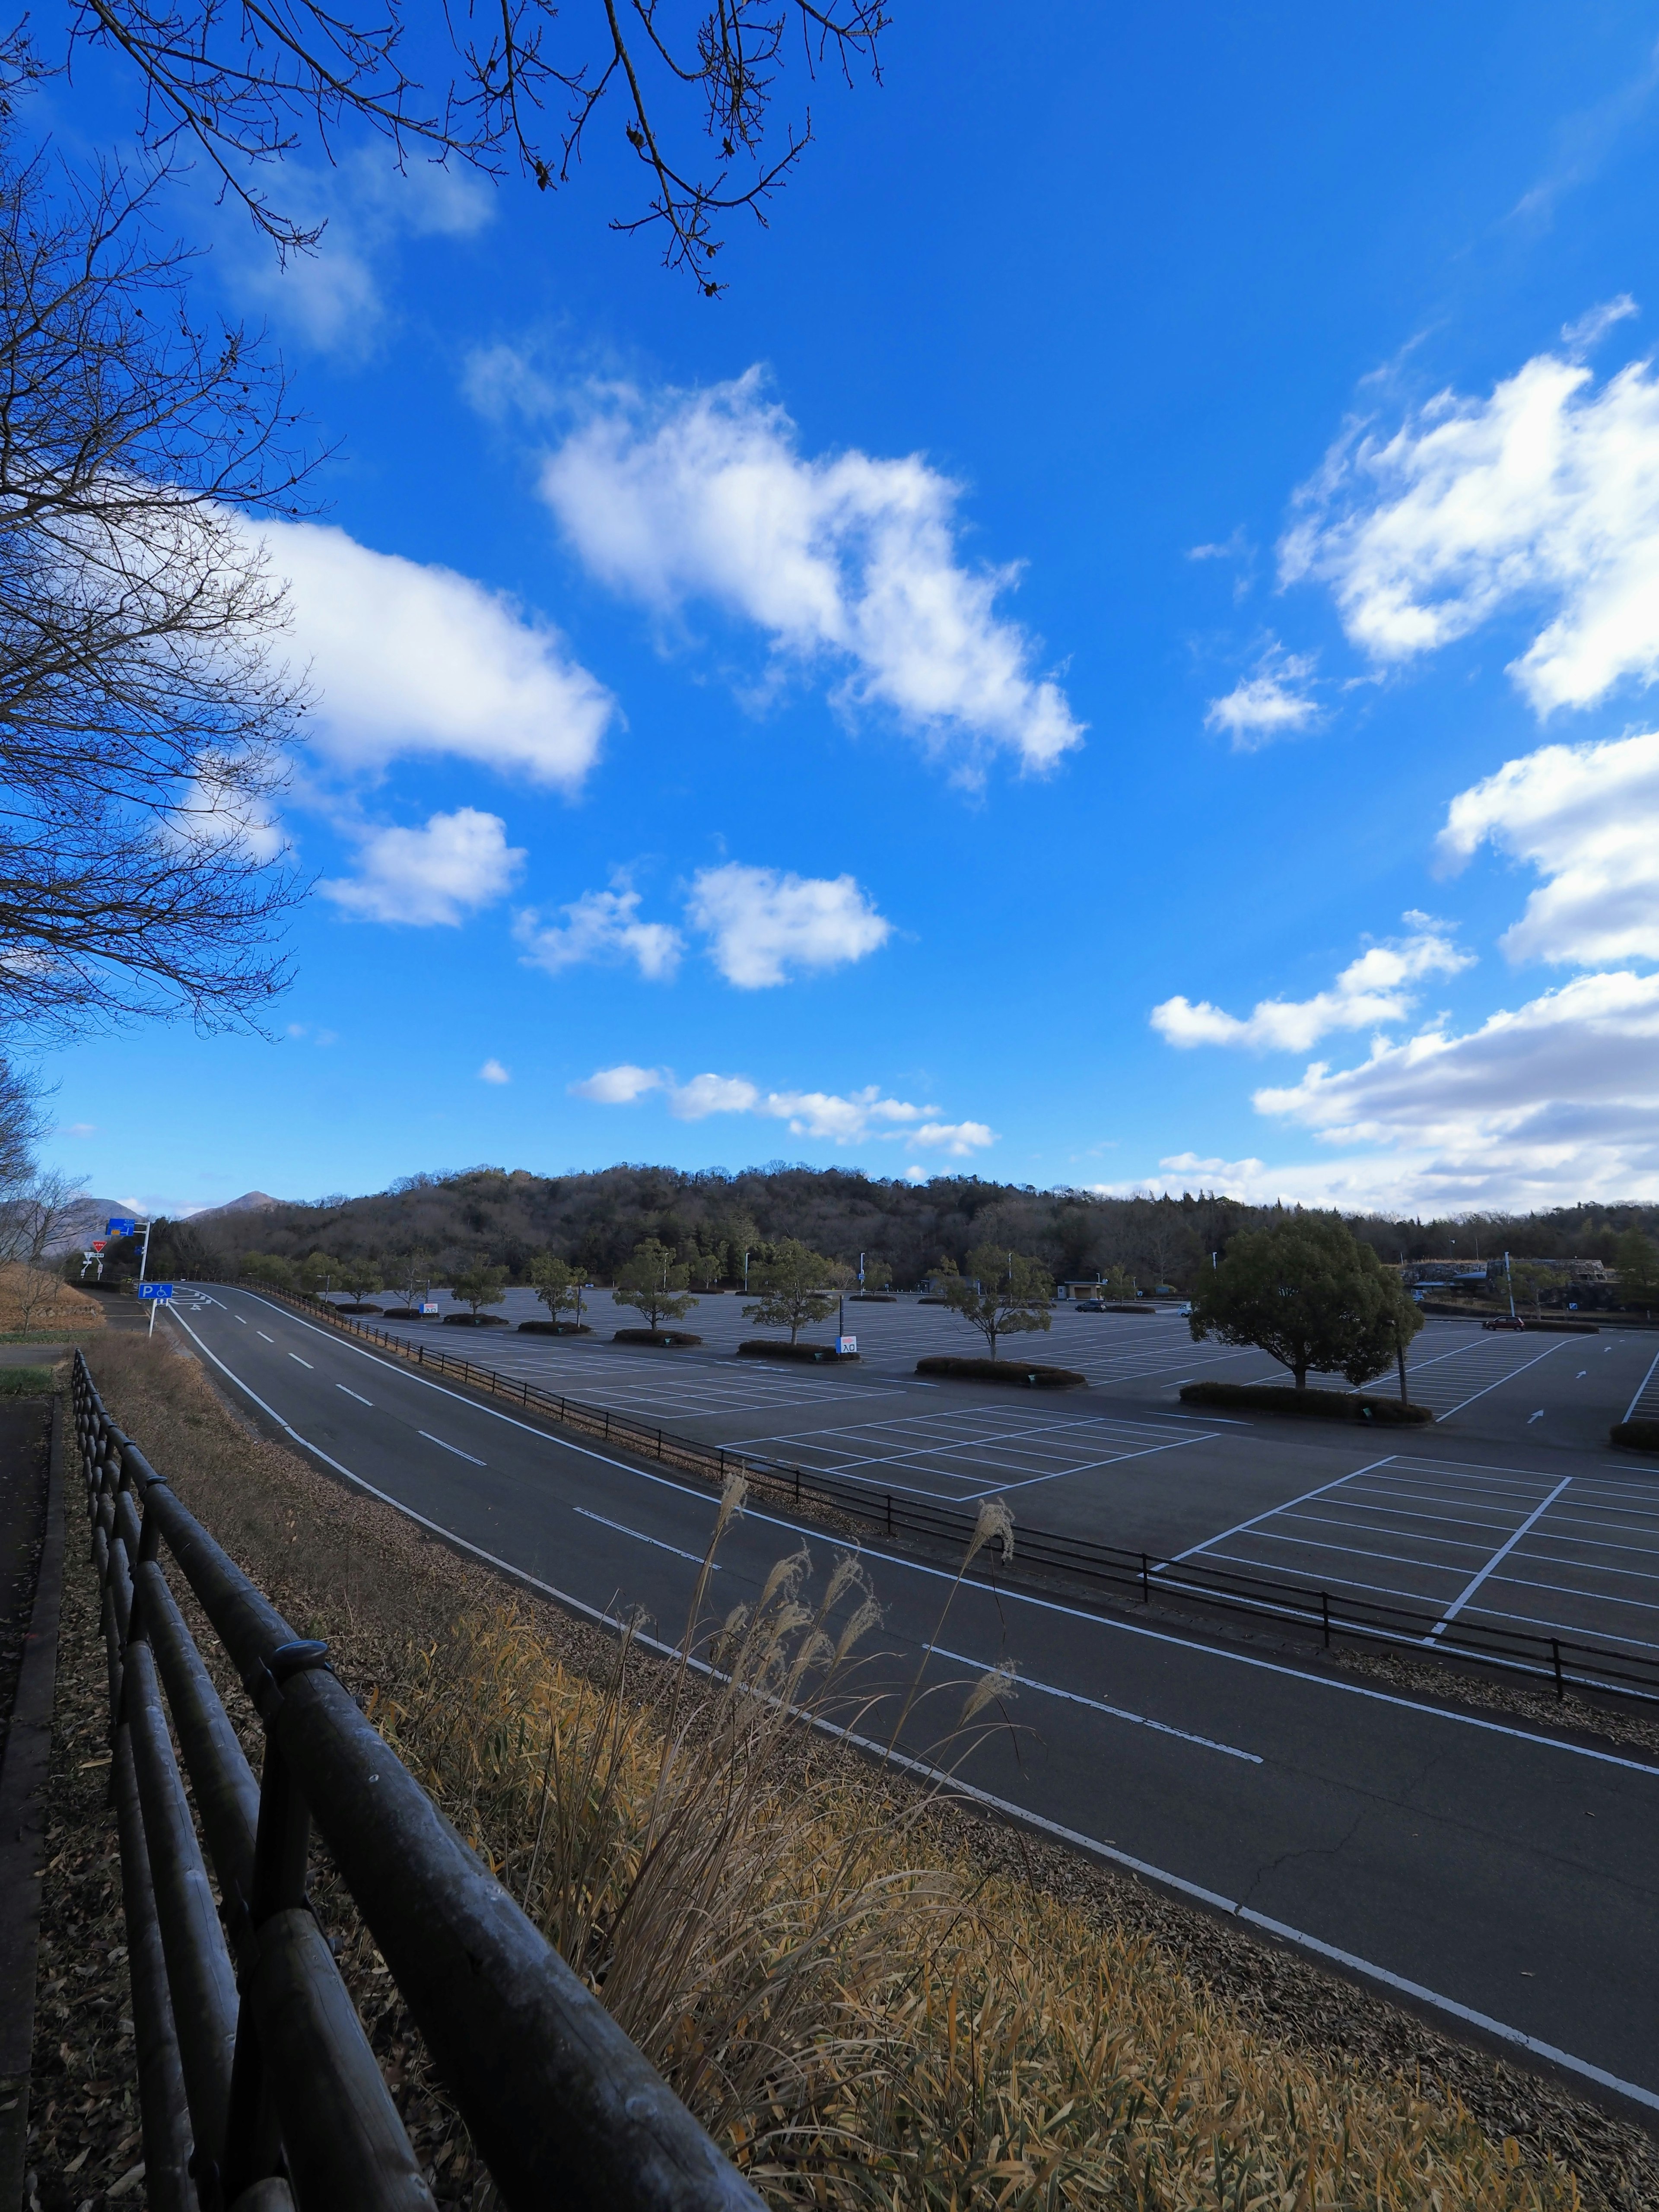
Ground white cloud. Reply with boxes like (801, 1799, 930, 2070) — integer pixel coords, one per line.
(1562, 296, 1640, 355)
(478, 1058, 511, 1084)
(1281, 329, 1659, 714)
(1437, 730, 1659, 968)
(569, 1063, 662, 1103)
(537, 369, 1083, 776)
(1150, 916, 1472, 1052)
(1205, 644, 1320, 748)
(685, 863, 892, 987)
(227, 153, 495, 356)
(1232, 968, 1659, 1204)
(514, 878, 684, 981)
(566, 1064, 996, 1154)
(320, 808, 524, 926)
(261, 519, 616, 790)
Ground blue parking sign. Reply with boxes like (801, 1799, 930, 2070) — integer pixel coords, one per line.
(137, 1283, 174, 1301)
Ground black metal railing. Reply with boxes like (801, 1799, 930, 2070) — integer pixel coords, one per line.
(75, 1348, 762, 2212)
(224, 1284, 1659, 1710)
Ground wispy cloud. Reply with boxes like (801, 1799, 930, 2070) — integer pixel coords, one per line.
(515, 876, 684, 981)
(568, 1064, 995, 1154)
(222, 153, 495, 357)
(1204, 644, 1321, 748)
(1151, 916, 1473, 1052)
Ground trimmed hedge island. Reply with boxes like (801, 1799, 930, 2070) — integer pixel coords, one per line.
(518, 1319, 594, 1335)
(442, 1311, 509, 1326)
(612, 1328, 702, 1348)
(737, 1339, 861, 1363)
(1611, 1417, 1659, 1452)
(1179, 1381, 1432, 1424)
(915, 1356, 1086, 1388)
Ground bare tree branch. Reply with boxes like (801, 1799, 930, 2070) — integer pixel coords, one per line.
(62, 0, 887, 285)
(0, 135, 314, 1037)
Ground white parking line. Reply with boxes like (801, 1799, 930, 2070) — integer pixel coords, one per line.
(1437, 1339, 1568, 1418)
(289, 1354, 312, 1369)
(1625, 1348, 1659, 1424)
(1427, 1476, 1574, 1642)
(337, 1386, 373, 1406)
(419, 1430, 486, 1465)
(574, 1507, 718, 1568)
(1169, 1456, 1398, 1564)
(257, 1331, 273, 1342)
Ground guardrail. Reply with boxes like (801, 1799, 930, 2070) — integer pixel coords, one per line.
(219, 1283, 1659, 1711)
(74, 1348, 762, 2212)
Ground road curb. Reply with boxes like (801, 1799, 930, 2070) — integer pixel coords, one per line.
(0, 1392, 66, 2205)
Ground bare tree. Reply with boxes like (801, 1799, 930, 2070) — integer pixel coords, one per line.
(70, 0, 887, 289)
(0, 1165, 96, 1264)
(0, 127, 311, 1037)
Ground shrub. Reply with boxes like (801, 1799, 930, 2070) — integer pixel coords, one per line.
(442, 1311, 509, 1327)
(518, 1320, 593, 1335)
(915, 1356, 1084, 1388)
(737, 1339, 860, 1363)
(1180, 1381, 1433, 1424)
(613, 1328, 702, 1347)
(1611, 1417, 1659, 1452)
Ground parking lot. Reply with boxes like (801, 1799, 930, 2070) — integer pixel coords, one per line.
(276, 1288, 1659, 1654)
(730, 1401, 1221, 1503)
(1168, 1450, 1659, 1662)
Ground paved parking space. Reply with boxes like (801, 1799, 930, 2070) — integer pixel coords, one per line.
(1624, 1347, 1659, 1425)
(1170, 1451, 1659, 1659)
(730, 1403, 1219, 1502)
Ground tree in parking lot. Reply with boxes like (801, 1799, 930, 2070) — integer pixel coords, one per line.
(1189, 1214, 1422, 1397)
(530, 1250, 587, 1326)
(451, 1264, 508, 1319)
(391, 1249, 432, 1308)
(338, 1256, 382, 1303)
(614, 1238, 698, 1332)
(935, 1245, 1054, 1359)
(742, 1237, 842, 1344)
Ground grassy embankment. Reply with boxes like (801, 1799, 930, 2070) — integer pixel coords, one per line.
(77, 1331, 1634, 2211)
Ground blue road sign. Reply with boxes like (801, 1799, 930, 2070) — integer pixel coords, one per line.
(137, 1283, 174, 1301)
(107, 1217, 136, 1237)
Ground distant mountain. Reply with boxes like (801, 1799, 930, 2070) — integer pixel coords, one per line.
(191, 1191, 286, 1218)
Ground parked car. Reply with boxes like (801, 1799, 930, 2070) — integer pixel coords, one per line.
(1073, 1298, 1107, 1311)
(1483, 1315, 1526, 1331)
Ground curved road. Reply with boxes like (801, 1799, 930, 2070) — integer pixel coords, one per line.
(162, 1285, 1659, 2120)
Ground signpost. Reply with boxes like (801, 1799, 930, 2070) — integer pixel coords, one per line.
(138, 1281, 173, 1338)
(106, 1217, 154, 1284)
(836, 1335, 858, 1357)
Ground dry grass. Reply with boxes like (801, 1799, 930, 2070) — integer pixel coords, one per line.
(0, 1265, 104, 1335)
(74, 1334, 1618, 2211)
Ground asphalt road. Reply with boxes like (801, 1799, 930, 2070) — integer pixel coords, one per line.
(164, 1284, 1659, 2119)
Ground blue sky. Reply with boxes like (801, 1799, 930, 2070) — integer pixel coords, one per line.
(35, 1, 1659, 1217)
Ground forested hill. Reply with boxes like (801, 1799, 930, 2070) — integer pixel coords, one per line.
(145, 1164, 1659, 1294)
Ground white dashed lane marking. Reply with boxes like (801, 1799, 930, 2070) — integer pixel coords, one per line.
(419, 1430, 486, 1466)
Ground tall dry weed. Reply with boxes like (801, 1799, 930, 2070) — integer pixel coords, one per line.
(376, 1487, 1578, 2210)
